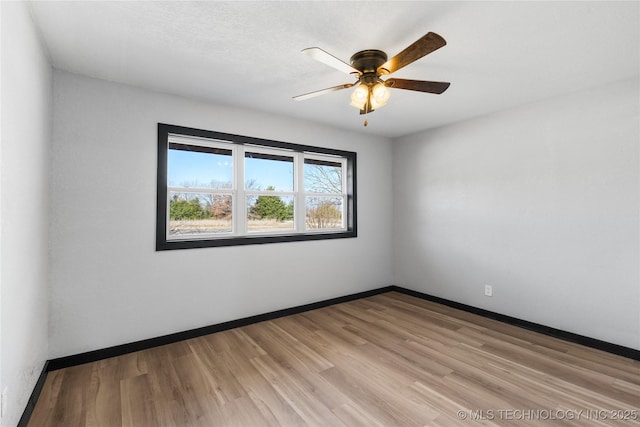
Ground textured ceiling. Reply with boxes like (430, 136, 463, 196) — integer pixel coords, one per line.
(28, 1, 639, 138)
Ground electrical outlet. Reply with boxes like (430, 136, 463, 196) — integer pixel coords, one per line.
(484, 285, 493, 297)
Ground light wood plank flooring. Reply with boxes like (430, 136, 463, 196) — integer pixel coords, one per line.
(29, 292, 640, 426)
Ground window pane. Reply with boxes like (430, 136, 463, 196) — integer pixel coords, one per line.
(245, 152, 294, 191)
(169, 192, 232, 236)
(169, 145, 233, 189)
(306, 196, 343, 230)
(304, 159, 342, 193)
(247, 195, 294, 233)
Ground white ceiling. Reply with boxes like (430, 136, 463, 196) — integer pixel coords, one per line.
(28, 1, 639, 138)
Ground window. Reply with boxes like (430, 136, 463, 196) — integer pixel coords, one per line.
(157, 124, 356, 250)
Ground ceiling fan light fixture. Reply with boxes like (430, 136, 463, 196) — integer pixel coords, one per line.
(370, 82, 390, 109)
(350, 84, 369, 110)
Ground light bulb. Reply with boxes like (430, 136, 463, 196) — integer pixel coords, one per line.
(350, 85, 369, 109)
(370, 83, 390, 109)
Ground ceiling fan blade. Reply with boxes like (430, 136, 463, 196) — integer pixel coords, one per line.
(302, 47, 360, 75)
(385, 78, 450, 94)
(378, 32, 447, 75)
(293, 83, 355, 101)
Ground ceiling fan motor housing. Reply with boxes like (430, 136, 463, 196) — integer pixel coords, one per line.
(350, 50, 388, 76)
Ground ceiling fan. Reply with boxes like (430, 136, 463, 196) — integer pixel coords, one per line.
(293, 32, 450, 126)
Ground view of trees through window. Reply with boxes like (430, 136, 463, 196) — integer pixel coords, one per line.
(167, 144, 346, 237)
(157, 124, 356, 249)
(168, 192, 232, 236)
(304, 159, 343, 229)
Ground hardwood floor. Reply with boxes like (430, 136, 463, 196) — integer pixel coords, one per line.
(29, 292, 640, 426)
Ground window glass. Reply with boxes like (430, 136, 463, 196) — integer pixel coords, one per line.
(304, 158, 343, 193)
(168, 144, 233, 189)
(245, 152, 294, 191)
(247, 195, 295, 233)
(169, 192, 232, 236)
(306, 196, 343, 230)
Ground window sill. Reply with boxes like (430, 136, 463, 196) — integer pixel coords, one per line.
(156, 230, 357, 251)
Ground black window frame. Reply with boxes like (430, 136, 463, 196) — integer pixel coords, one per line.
(156, 123, 357, 250)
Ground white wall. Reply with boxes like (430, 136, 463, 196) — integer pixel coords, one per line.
(0, 2, 52, 426)
(393, 77, 640, 350)
(49, 71, 393, 358)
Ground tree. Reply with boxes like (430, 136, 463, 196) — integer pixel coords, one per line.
(170, 195, 210, 220)
(304, 163, 343, 228)
(200, 194, 232, 219)
(209, 195, 232, 219)
(306, 199, 341, 229)
(304, 163, 342, 193)
(250, 186, 293, 221)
